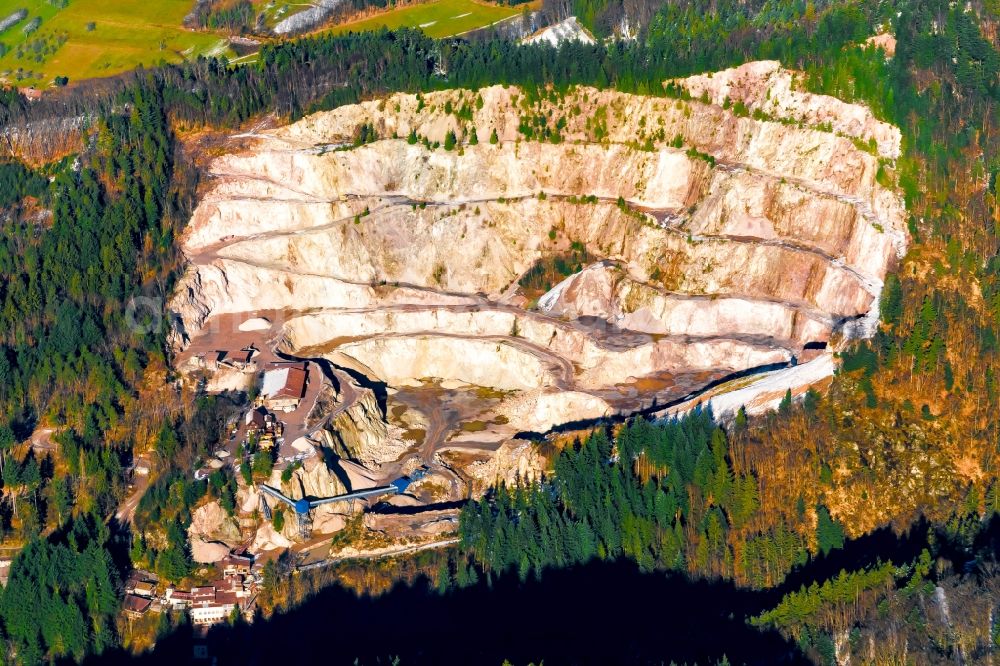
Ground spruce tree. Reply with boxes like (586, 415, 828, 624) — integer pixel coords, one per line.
(779, 389, 793, 415)
(816, 505, 845, 555)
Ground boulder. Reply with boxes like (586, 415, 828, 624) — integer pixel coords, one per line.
(188, 500, 241, 545)
(190, 537, 232, 564)
(252, 523, 292, 552)
(311, 507, 348, 535)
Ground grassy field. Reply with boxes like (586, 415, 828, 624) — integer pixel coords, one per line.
(0, 0, 532, 89)
(0, 0, 229, 88)
(325, 0, 532, 38)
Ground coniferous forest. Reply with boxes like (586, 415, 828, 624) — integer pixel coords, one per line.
(460, 413, 783, 581)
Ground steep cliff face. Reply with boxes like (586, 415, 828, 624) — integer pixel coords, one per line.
(543, 263, 832, 346)
(170, 64, 907, 485)
(674, 60, 900, 159)
(315, 385, 408, 466)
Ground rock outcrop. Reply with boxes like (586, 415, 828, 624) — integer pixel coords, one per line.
(364, 509, 459, 540)
(489, 390, 612, 433)
(190, 538, 233, 564)
(313, 382, 408, 466)
(188, 500, 242, 562)
(273, 456, 346, 499)
(451, 439, 547, 496)
(258, 459, 351, 542)
(252, 523, 292, 552)
(522, 17, 596, 46)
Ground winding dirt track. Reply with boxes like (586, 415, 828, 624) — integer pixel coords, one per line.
(196, 183, 882, 296)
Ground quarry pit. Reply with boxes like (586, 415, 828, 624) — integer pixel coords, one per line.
(169, 61, 908, 559)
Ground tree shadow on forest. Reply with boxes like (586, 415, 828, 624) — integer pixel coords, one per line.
(89, 512, 990, 665)
(87, 559, 809, 666)
(85, 511, 999, 666)
(772, 513, 1000, 603)
(772, 519, 931, 602)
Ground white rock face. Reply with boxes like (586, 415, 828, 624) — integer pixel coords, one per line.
(272, 456, 346, 500)
(674, 60, 901, 159)
(252, 523, 292, 552)
(238, 317, 271, 331)
(541, 263, 833, 346)
(190, 538, 232, 564)
(522, 17, 596, 46)
(494, 390, 612, 433)
(331, 335, 557, 391)
(170, 67, 907, 473)
(283, 307, 787, 391)
(666, 353, 837, 421)
(238, 483, 260, 514)
(203, 365, 255, 393)
(459, 439, 546, 494)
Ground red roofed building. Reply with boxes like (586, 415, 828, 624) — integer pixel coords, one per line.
(164, 588, 192, 609)
(261, 362, 308, 412)
(189, 586, 254, 626)
(221, 554, 253, 578)
(123, 594, 152, 618)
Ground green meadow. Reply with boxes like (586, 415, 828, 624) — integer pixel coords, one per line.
(325, 0, 531, 39)
(0, 0, 228, 87)
(0, 0, 534, 88)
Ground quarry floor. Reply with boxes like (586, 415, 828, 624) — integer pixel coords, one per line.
(175, 301, 753, 523)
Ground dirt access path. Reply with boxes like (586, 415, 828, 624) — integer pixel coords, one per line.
(174, 310, 364, 468)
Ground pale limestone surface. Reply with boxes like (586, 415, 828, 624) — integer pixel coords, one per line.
(171, 67, 907, 496)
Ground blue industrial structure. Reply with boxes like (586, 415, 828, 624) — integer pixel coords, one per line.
(259, 482, 401, 538)
(389, 466, 428, 494)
